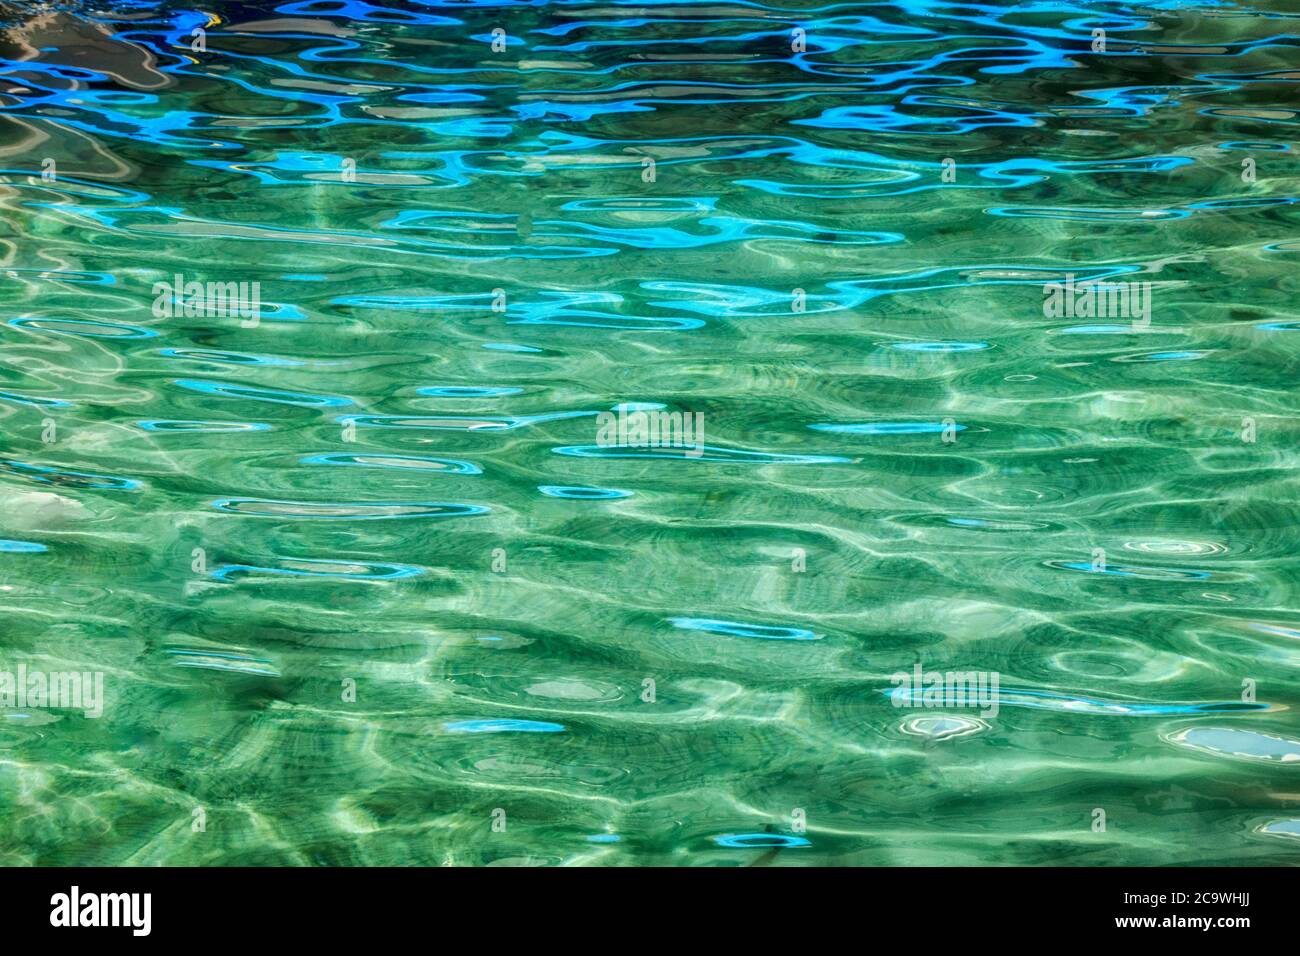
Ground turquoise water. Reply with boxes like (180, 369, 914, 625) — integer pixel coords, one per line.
(1, 0, 1299, 866)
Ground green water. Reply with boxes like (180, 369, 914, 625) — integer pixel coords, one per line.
(1, 0, 1299, 866)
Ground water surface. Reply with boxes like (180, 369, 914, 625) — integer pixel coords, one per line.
(1, 0, 1298, 866)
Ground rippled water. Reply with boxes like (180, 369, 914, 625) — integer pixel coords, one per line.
(1, 0, 1298, 866)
